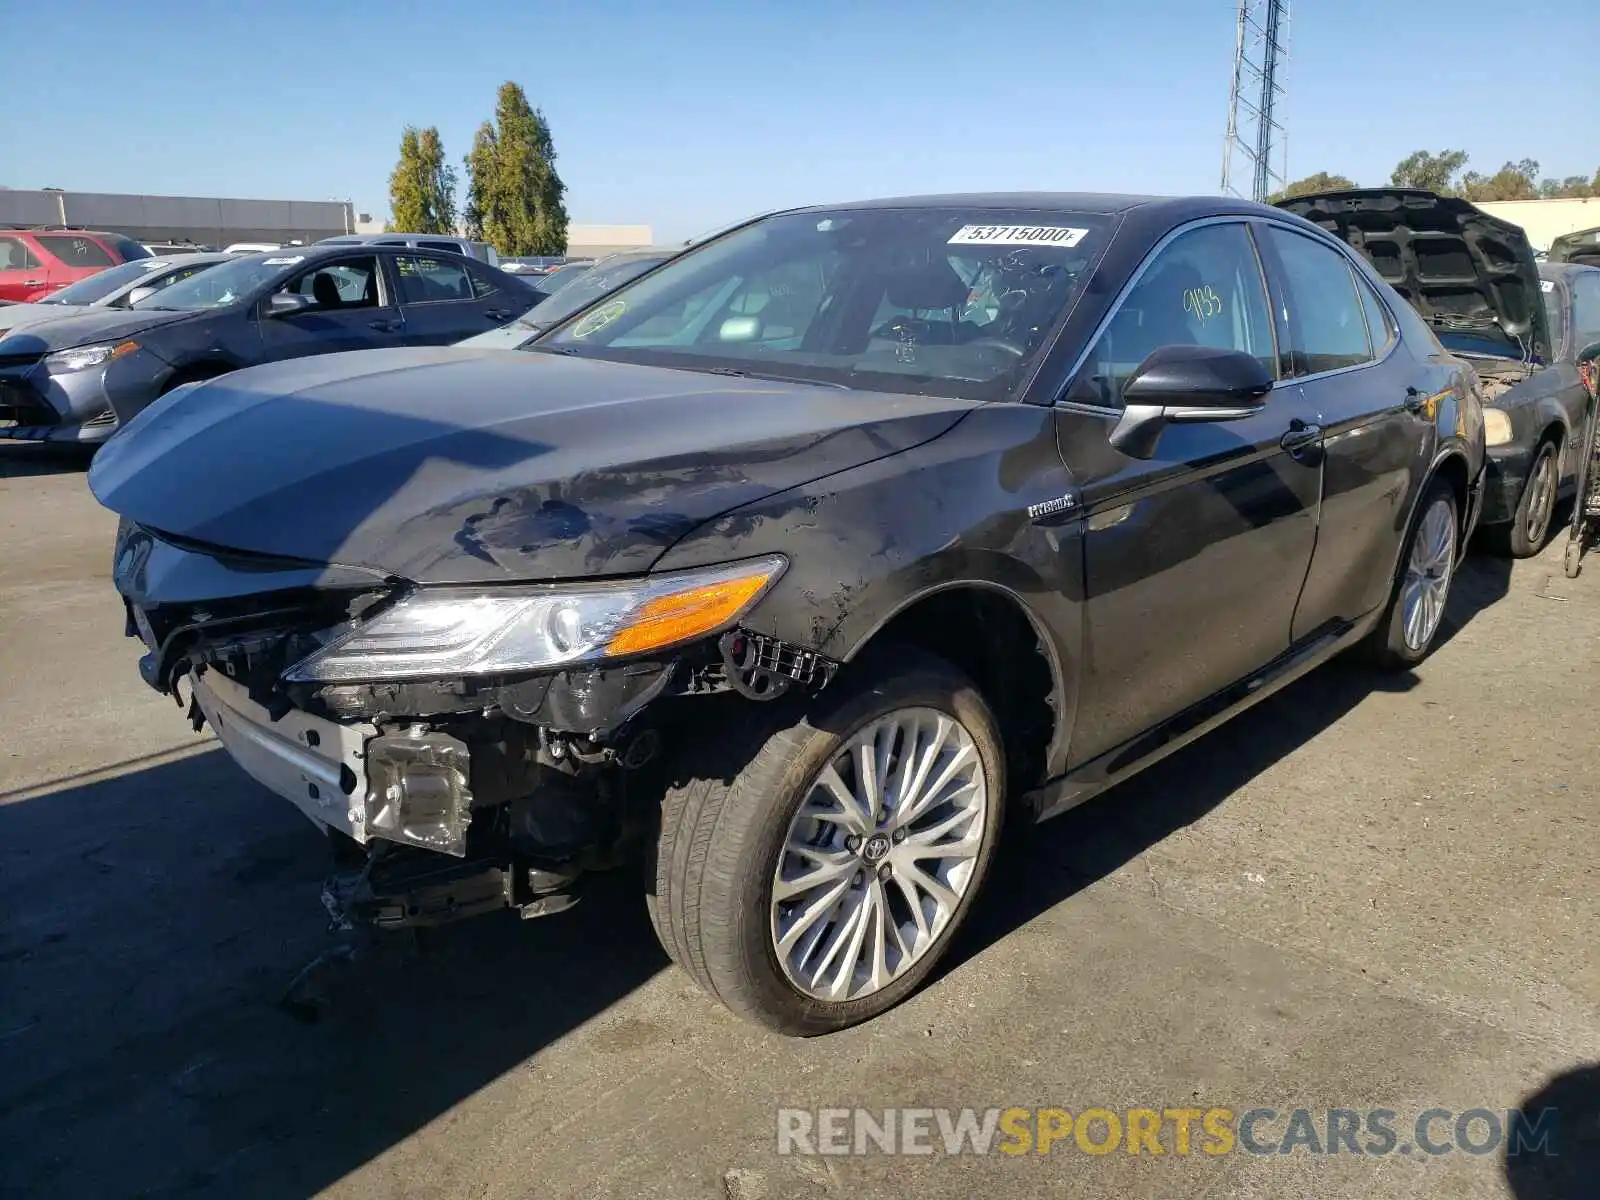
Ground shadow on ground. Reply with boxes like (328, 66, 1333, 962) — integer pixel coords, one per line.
(0, 749, 669, 1198)
(1504, 1063, 1600, 1199)
(0, 443, 95, 479)
(0, 555, 1518, 1198)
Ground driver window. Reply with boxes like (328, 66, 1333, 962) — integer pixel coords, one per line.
(1072, 223, 1275, 408)
(283, 257, 379, 311)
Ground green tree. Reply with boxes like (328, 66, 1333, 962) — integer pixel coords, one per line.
(1266, 171, 1359, 204)
(1539, 174, 1597, 199)
(461, 122, 497, 241)
(1460, 159, 1540, 202)
(387, 125, 457, 234)
(462, 82, 569, 255)
(1390, 149, 1470, 195)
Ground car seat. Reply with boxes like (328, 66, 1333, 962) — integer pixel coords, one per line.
(312, 273, 343, 309)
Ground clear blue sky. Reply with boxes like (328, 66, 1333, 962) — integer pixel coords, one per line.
(8, 0, 1596, 242)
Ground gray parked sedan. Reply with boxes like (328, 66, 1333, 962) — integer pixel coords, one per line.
(0, 253, 231, 336)
(0, 244, 541, 445)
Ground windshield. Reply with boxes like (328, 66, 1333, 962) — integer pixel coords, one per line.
(41, 260, 166, 306)
(133, 254, 293, 310)
(531, 256, 668, 322)
(534, 207, 1113, 399)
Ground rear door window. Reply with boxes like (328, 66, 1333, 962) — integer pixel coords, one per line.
(1356, 273, 1396, 357)
(394, 254, 473, 305)
(35, 234, 116, 268)
(1071, 221, 1277, 408)
(1264, 227, 1372, 376)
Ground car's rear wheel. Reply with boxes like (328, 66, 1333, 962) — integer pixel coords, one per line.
(648, 650, 1005, 1036)
(1367, 478, 1459, 669)
(1498, 438, 1560, 558)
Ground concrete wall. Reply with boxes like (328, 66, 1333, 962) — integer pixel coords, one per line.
(1474, 197, 1600, 252)
(0, 190, 354, 245)
(345, 218, 654, 257)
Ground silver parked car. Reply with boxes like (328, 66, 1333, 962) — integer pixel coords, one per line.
(0, 253, 231, 336)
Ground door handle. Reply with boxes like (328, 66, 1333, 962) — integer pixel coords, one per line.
(23, 279, 44, 287)
(1280, 420, 1323, 453)
(368, 318, 404, 332)
(485, 308, 512, 320)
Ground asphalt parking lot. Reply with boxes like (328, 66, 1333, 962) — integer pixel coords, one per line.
(1, 443, 1596, 1200)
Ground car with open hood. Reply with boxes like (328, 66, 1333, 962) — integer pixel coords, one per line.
(1548, 225, 1600, 267)
(1275, 189, 1588, 555)
(0, 244, 540, 445)
(92, 193, 1483, 1034)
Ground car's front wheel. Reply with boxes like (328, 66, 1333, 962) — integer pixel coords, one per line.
(1500, 438, 1560, 558)
(649, 650, 1005, 1036)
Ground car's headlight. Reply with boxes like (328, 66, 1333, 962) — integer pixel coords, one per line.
(285, 555, 787, 683)
(1483, 408, 1513, 446)
(45, 341, 140, 375)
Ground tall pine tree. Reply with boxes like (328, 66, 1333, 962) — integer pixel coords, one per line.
(463, 83, 569, 255)
(387, 125, 457, 234)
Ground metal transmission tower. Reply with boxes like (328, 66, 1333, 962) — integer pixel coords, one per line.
(1220, 0, 1292, 202)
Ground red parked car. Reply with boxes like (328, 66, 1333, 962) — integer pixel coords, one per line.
(0, 228, 151, 303)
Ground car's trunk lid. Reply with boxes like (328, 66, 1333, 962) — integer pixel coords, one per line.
(1274, 188, 1550, 364)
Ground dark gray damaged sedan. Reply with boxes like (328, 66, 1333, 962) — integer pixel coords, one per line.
(92, 193, 1486, 1034)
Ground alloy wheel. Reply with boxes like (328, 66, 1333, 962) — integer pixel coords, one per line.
(769, 707, 988, 1002)
(1401, 495, 1457, 652)
(1524, 448, 1558, 545)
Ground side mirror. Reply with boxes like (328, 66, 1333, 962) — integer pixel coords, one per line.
(1108, 345, 1273, 459)
(125, 285, 159, 308)
(267, 292, 313, 318)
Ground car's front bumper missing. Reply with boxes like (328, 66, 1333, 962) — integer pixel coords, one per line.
(193, 669, 476, 856)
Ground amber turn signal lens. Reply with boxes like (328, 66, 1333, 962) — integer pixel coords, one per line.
(605, 573, 773, 657)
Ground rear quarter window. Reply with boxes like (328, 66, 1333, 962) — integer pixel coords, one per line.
(35, 235, 116, 268)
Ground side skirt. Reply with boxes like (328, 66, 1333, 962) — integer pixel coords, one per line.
(1023, 612, 1380, 824)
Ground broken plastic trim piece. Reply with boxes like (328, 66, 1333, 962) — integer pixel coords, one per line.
(363, 729, 474, 856)
(719, 629, 838, 700)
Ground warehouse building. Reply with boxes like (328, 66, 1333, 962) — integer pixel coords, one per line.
(1, 189, 656, 257)
(1475, 197, 1600, 253)
(0, 188, 354, 246)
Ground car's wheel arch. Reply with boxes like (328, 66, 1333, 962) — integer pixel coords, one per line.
(161, 357, 242, 393)
(830, 570, 1076, 793)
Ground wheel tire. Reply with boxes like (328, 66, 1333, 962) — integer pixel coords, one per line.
(1492, 439, 1560, 558)
(1366, 478, 1459, 670)
(649, 648, 1006, 1036)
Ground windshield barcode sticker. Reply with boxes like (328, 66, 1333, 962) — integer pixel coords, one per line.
(948, 225, 1089, 247)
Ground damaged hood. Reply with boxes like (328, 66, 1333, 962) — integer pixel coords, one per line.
(1548, 225, 1600, 267)
(0, 306, 190, 355)
(88, 346, 979, 584)
(1274, 189, 1550, 363)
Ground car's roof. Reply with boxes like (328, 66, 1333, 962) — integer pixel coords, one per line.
(783, 192, 1282, 220)
(321, 233, 481, 244)
(1538, 260, 1599, 282)
(144, 251, 232, 267)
